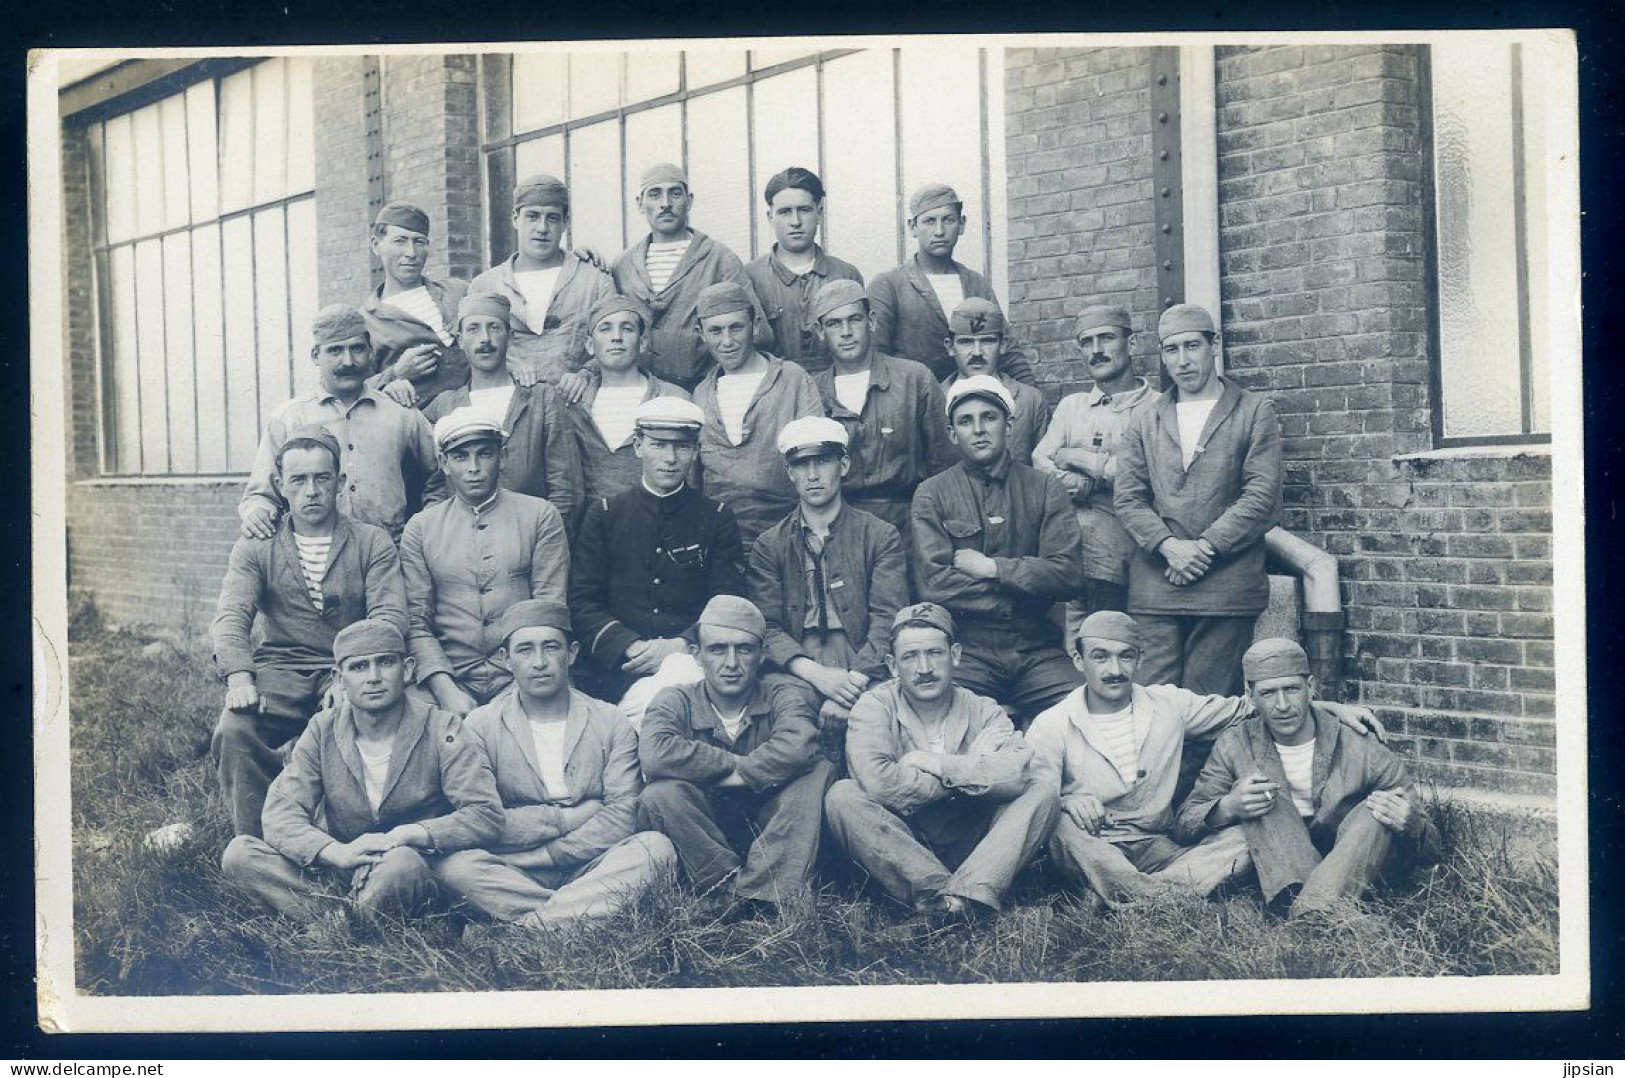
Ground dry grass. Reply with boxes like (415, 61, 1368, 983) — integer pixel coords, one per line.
(66, 593, 1561, 997)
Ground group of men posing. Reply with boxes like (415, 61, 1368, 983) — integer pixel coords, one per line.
(208, 161, 1438, 936)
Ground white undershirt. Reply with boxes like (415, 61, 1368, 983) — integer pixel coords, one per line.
(833, 371, 870, 416)
(715, 370, 767, 446)
(292, 533, 332, 609)
(591, 384, 647, 449)
(926, 274, 965, 318)
(1175, 398, 1219, 469)
(468, 384, 516, 427)
(1088, 705, 1140, 786)
(714, 705, 748, 743)
(512, 266, 562, 325)
(645, 238, 692, 293)
(385, 286, 456, 346)
(358, 741, 392, 811)
(528, 718, 571, 799)
(1276, 740, 1316, 816)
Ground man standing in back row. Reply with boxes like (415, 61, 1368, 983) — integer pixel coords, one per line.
(361, 202, 470, 410)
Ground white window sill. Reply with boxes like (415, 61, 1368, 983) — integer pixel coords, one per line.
(1393, 444, 1551, 463)
(74, 475, 246, 488)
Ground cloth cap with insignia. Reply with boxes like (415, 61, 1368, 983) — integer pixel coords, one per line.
(1157, 303, 1217, 340)
(1076, 610, 1142, 649)
(457, 292, 511, 326)
(909, 183, 962, 219)
(948, 297, 1006, 337)
(808, 278, 869, 325)
(1074, 304, 1134, 340)
(512, 172, 570, 212)
(374, 202, 431, 236)
(433, 407, 507, 453)
(497, 599, 574, 647)
(776, 415, 849, 462)
(333, 619, 407, 664)
(695, 281, 753, 321)
(1242, 638, 1312, 682)
(637, 162, 688, 193)
(697, 595, 767, 642)
(634, 396, 705, 437)
(892, 602, 956, 640)
(945, 373, 1016, 418)
(311, 304, 369, 345)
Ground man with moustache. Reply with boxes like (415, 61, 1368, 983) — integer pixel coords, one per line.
(911, 375, 1084, 725)
(1033, 304, 1159, 633)
(468, 173, 619, 386)
(691, 281, 825, 548)
(220, 620, 502, 922)
(747, 417, 908, 758)
(240, 304, 441, 543)
(941, 298, 1051, 465)
(1027, 613, 1383, 909)
(1115, 303, 1283, 696)
(571, 397, 746, 706)
(567, 295, 693, 503)
(808, 278, 952, 538)
(744, 167, 864, 375)
(212, 425, 409, 837)
(637, 596, 834, 911)
(1174, 638, 1439, 918)
(867, 183, 1035, 385)
(361, 202, 470, 410)
(825, 603, 1058, 921)
(437, 601, 678, 932)
(400, 409, 570, 717)
(422, 292, 582, 531)
(611, 163, 769, 391)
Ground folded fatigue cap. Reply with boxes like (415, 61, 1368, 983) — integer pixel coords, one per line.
(808, 278, 869, 324)
(512, 172, 569, 211)
(457, 292, 511, 325)
(776, 415, 849, 459)
(909, 182, 962, 219)
(311, 304, 369, 345)
(697, 595, 767, 642)
(433, 407, 507, 452)
(945, 373, 1016, 418)
(281, 424, 343, 467)
(638, 162, 688, 192)
(635, 395, 705, 434)
(1074, 304, 1134, 339)
(892, 601, 955, 639)
(497, 599, 573, 647)
(333, 619, 407, 664)
(374, 202, 431, 236)
(1076, 610, 1141, 649)
(695, 281, 753, 321)
(949, 297, 1006, 337)
(1242, 638, 1312, 682)
(588, 293, 653, 330)
(1158, 302, 1217, 340)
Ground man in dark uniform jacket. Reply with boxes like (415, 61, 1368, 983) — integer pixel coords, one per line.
(571, 396, 747, 704)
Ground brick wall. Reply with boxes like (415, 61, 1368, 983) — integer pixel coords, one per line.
(314, 56, 374, 307)
(61, 124, 98, 481)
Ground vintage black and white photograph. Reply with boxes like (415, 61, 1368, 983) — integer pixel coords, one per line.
(27, 30, 1586, 1031)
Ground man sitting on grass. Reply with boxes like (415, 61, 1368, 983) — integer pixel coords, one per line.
(637, 595, 835, 914)
(220, 620, 502, 923)
(1173, 638, 1440, 919)
(825, 603, 1058, 923)
(437, 601, 677, 934)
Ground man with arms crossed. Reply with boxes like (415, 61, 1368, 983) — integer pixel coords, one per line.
(361, 202, 470, 410)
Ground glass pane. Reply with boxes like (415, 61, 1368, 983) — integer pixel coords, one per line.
(569, 52, 621, 118)
(898, 45, 986, 277)
(823, 49, 899, 280)
(252, 59, 290, 204)
(514, 133, 566, 185)
(1520, 47, 1552, 434)
(751, 66, 819, 259)
(103, 115, 136, 245)
(132, 103, 165, 238)
(685, 86, 753, 261)
(218, 67, 255, 215)
(108, 245, 143, 472)
(568, 121, 624, 255)
(749, 46, 811, 71)
(287, 199, 321, 400)
(86, 121, 106, 246)
(192, 223, 229, 473)
(625, 50, 680, 105)
(285, 58, 316, 194)
(185, 81, 218, 223)
(162, 233, 197, 472)
(685, 49, 746, 90)
(1433, 44, 1523, 439)
(134, 238, 170, 472)
(221, 215, 260, 471)
(159, 94, 189, 230)
(625, 102, 684, 210)
(512, 52, 567, 134)
(254, 207, 292, 423)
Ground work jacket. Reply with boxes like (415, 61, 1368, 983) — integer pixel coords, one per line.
(640, 675, 822, 794)
(565, 375, 692, 504)
(744, 244, 864, 374)
(867, 255, 1035, 385)
(467, 254, 619, 385)
(814, 352, 954, 522)
(361, 275, 471, 407)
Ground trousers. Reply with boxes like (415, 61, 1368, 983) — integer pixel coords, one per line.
(211, 667, 330, 837)
(1132, 614, 1257, 697)
(1048, 816, 1251, 907)
(953, 622, 1084, 728)
(825, 779, 1058, 911)
(1234, 799, 1399, 917)
(434, 832, 677, 929)
(637, 760, 837, 903)
(220, 835, 437, 922)
(1063, 579, 1130, 647)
